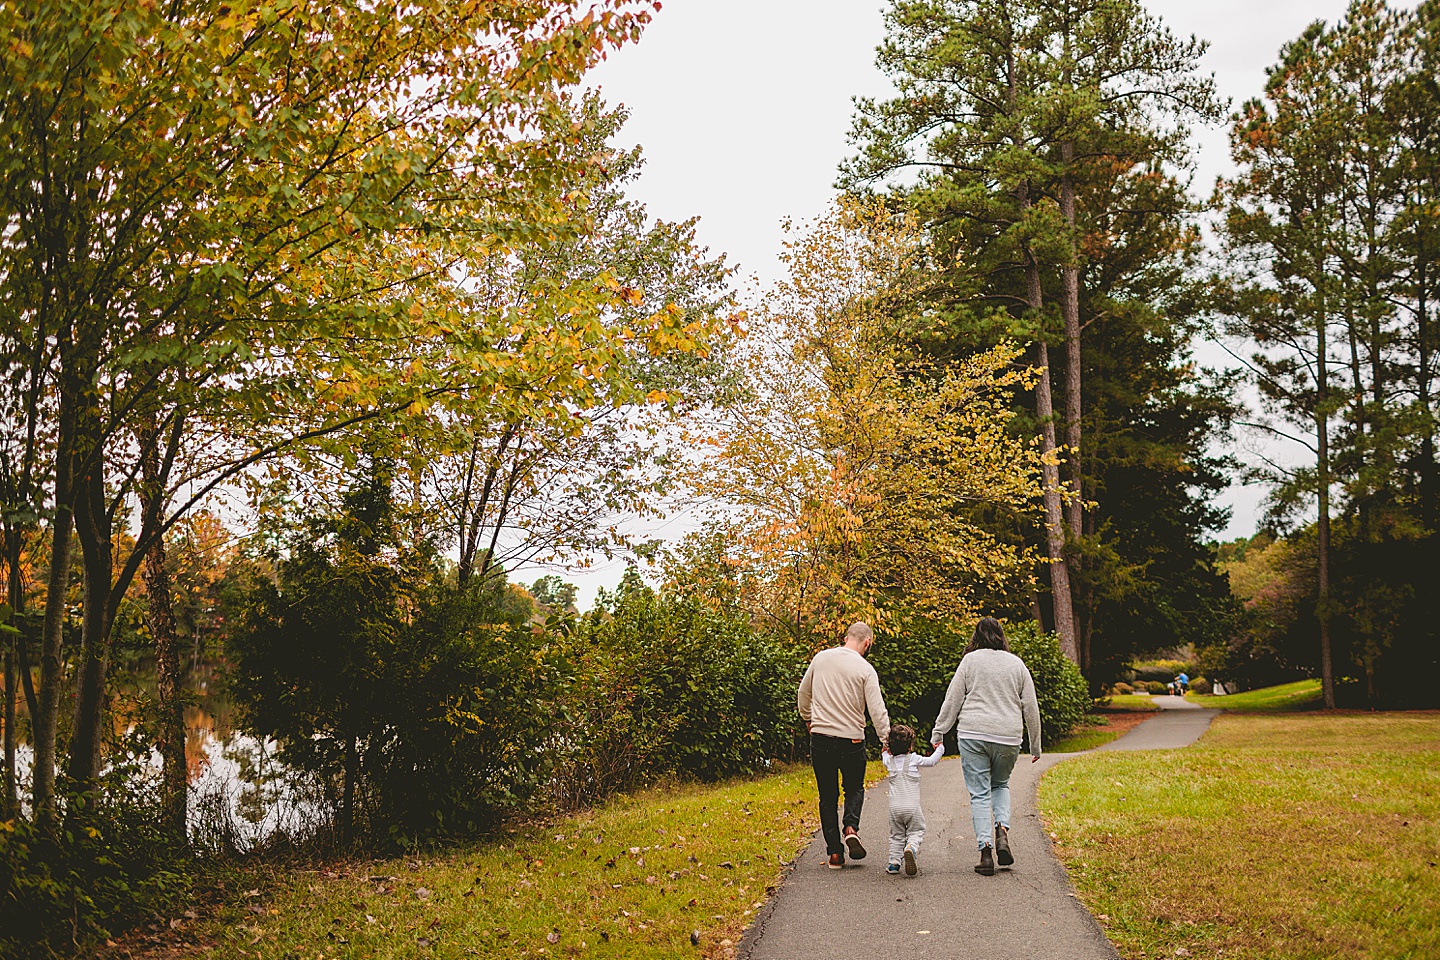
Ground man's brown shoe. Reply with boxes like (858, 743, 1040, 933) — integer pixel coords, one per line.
(843, 827, 867, 860)
(974, 845, 995, 876)
(995, 824, 1013, 866)
(827, 853, 845, 869)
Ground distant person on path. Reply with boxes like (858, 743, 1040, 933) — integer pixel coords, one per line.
(930, 617, 1042, 876)
(880, 723, 943, 876)
(797, 622, 891, 869)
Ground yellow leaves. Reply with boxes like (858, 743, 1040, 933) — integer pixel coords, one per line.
(690, 202, 1042, 637)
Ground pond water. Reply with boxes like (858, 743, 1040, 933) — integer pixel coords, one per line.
(9, 660, 325, 849)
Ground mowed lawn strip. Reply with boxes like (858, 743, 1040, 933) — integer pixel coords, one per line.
(1039, 712, 1440, 960)
(1186, 678, 1323, 711)
(200, 766, 835, 960)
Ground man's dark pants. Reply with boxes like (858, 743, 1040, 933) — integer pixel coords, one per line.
(811, 733, 867, 856)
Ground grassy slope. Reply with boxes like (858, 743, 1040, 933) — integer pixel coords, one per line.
(1187, 678, 1323, 711)
(185, 762, 895, 960)
(1039, 712, 1440, 960)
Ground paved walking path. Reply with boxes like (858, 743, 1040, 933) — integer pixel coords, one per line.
(739, 705, 1220, 960)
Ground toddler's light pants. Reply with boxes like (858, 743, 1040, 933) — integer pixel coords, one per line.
(888, 803, 925, 864)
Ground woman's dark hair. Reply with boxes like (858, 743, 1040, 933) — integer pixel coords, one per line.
(964, 616, 1009, 654)
(887, 723, 916, 755)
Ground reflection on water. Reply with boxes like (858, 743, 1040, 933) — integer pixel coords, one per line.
(10, 659, 326, 848)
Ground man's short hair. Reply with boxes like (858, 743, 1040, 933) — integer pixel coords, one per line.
(845, 622, 874, 643)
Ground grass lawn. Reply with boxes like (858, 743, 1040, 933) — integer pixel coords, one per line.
(1187, 678, 1323, 711)
(1039, 711, 1440, 960)
(168, 765, 842, 960)
(117, 761, 902, 960)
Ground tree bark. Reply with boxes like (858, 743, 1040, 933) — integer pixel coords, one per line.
(3, 597, 14, 818)
(66, 465, 115, 793)
(33, 502, 74, 829)
(140, 423, 187, 841)
(341, 732, 358, 846)
(1418, 254, 1436, 533)
(1317, 307, 1336, 710)
(1060, 150, 1083, 542)
(1026, 260, 1079, 664)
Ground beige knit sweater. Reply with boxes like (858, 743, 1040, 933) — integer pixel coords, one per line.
(797, 646, 890, 742)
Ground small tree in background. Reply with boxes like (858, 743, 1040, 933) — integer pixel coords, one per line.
(228, 459, 556, 844)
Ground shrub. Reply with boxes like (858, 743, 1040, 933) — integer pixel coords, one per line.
(1004, 621, 1090, 749)
(1191, 677, 1212, 695)
(1111, 681, 1134, 695)
(1132, 658, 1196, 683)
(553, 576, 802, 806)
(1145, 680, 1168, 695)
(227, 463, 558, 845)
(0, 774, 192, 960)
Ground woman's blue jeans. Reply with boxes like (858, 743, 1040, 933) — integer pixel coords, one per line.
(957, 738, 1021, 850)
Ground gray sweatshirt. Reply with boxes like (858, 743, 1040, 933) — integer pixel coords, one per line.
(929, 648, 1043, 757)
(797, 646, 890, 742)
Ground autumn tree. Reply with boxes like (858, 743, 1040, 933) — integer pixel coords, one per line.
(0, 0, 681, 831)
(404, 97, 735, 592)
(694, 201, 1044, 645)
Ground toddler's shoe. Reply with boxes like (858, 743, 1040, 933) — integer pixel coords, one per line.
(885, 862, 901, 875)
(903, 845, 918, 876)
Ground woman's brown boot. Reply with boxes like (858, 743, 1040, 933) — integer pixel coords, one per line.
(995, 824, 1013, 866)
(975, 845, 995, 875)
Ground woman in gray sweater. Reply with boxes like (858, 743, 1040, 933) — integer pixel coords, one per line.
(929, 617, 1042, 876)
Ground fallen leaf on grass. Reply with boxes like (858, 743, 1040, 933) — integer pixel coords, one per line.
(547, 929, 561, 944)
(415, 887, 431, 900)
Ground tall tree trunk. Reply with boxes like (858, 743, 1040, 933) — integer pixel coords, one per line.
(1343, 301, 1369, 539)
(1027, 260, 1079, 664)
(140, 424, 187, 841)
(1317, 313, 1336, 710)
(1060, 152, 1083, 541)
(1080, 508, 1098, 677)
(3, 580, 14, 817)
(66, 466, 115, 794)
(341, 731, 358, 846)
(33, 502, 74, 829)
(1419, 257, 1436, 532)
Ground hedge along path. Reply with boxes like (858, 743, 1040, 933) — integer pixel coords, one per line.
(739, 703, 1219, 960)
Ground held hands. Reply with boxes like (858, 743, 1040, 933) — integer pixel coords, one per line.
(929, 742, 945, 758)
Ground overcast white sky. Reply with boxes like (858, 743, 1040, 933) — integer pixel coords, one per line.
(518, 0, 1411, 606)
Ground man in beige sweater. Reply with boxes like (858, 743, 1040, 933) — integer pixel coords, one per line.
(797, 622, 891, 868)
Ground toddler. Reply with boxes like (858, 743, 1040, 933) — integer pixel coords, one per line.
(881, 723, 944, 876)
